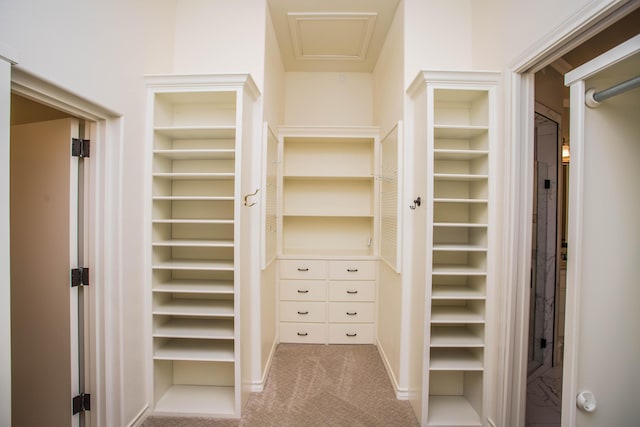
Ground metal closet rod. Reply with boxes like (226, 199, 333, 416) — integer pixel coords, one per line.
(586, 75, 640, 108)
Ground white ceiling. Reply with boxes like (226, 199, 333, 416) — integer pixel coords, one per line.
(268, 0, 401, 72)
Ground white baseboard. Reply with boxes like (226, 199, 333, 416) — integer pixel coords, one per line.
(249, 336, 278, 392)
(127, 404, 150, 427)
(376, 338, 409, 400)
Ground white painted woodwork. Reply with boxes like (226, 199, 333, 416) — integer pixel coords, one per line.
(407, 71, 499, 426)
(10, 118, 78, 427)
(563, 35, 640, 427)
(0, 58, 11, 427)
(146, 74, 259, 418)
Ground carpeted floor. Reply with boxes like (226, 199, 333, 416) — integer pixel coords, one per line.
(143, 344, 419, 427)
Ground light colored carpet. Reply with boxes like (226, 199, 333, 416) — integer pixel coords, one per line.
(143, 344, 419, 427)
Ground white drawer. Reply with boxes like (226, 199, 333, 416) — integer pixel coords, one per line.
(328, 302, 375, 323)
(280, 259, 326, 279)
(328, 260, 375, 280)
(280, 301, 326, 323)
(280, 323, 326, 344)
(328, 281, 375, 302)
(328, 323, 374, 344)
(280, 280, 326, 301)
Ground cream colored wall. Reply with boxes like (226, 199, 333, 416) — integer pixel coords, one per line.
(404, 0, 473, 84)
(471, 0, 617, 68)
(373, 0, 405, 135)
(264, 6, 285, 127)
(284, 72, 374, 126)
(259, 2, 283, 386)
(172, 0, 267, 86)
(0, 0, 165, 423)
(372, 0, 406, 398)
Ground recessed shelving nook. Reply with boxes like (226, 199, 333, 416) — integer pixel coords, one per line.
(145, 74, 259, 417)
(409, 71, 499, 427)
(278, 126, 379, 258)
(277, 126, 379, 345)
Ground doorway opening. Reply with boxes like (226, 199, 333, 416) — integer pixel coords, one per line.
(10, 93, 92, 426)
(521, 7, 640, 427)
(526, 104, 565, 427)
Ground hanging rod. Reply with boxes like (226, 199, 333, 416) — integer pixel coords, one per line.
(586, 75, 640, 108)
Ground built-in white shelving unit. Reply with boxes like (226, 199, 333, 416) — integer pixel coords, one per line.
(145, 74, 259, 418)
(409, 71, 499, 427)
(278, 126, 379, 258)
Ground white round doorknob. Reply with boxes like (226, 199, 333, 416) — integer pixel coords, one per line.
(576, 390, 597, 412)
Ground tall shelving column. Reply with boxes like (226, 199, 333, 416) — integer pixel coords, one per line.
(410, 71, 499, 427)
(146, 75, 258, 417)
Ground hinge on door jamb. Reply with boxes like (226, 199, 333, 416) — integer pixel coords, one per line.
(72, 393, 91, 414)
(72, 138, 90, 158)
(71, 267, 90, 287)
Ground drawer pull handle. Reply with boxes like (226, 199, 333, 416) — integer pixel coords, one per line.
(297, 332, 308, 337)
(347, 268, 358, 272)
(346, 333, 357, 337)
(297, 289, 309, 294)
(297, 311, 309, 315)
(346, 290, 358, 294)
(297, 268, 309, 272)
(346, 312, 357, 316)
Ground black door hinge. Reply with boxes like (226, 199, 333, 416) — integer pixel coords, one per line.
(72, 138, 90, 158)
(71, 267, 90, 287)
(540, 338, 547, 349)
(72, 393, 91, 414)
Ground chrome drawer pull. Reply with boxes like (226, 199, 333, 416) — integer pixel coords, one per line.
(297, 268, 309, 272)
(346, 333, 357, 337)
(297, 311, 309, 315)
(346, 290, 358, 294)
(297, 289, 309, 294)
(346, 312, 357, 316)
(297, 332, 308, 337)
(346, 268, 358, 272)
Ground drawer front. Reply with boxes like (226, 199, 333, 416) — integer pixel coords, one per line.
(280, 280, 326, 301)
(328, 324, 374, 344)
(280, 301, 326, 323)
(328, 302, 375, 323)
(328, 260, 376, 280)
(280, 259, 326, 279)
(328, 281, 375, 302)
(280, 323, 326, 344)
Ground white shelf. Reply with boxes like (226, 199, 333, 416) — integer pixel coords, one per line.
(434, 125, 488, 139)
(427, 396, 482, 426)
(152, 196, 235, 202)
(154, 340, 235, 362)
(152, 259, 234, 271)
(429, 348, 483, 371)
(431, 306, 484, 323)
(154, 385, 236, 416)
(153, 299, 234, 317)
(154, 126, 236, 139)
(434, 222, 487, 228)
(153, 149, 235, 160)
(154, 318, 234, 339)
(430, 326, 484, 347)
(152, 218, 234, 224)
(153, 173, 234, 180)
(152, 239, 234, 248)
(432, 285, 485, 300)
(434, 198, 488, 204)
(153, 279, 234, 294)
(432, 265, 486, 275)
(432, 244, 487, 252)
(434, 173, 488, 181)
(434, 149, 488, 160)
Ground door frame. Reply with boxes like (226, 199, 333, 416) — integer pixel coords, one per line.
(1, 65, 125, 426)
(499, 0, 639, 426)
